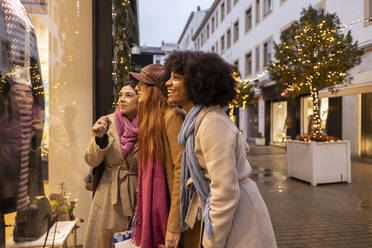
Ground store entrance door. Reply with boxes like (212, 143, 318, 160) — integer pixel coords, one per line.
(362, 93, 372, 159)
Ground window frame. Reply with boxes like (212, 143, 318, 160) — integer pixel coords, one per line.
(245, 6, 253, 32)
(233, 19, 239, 43)
(245, 51, 253, 76)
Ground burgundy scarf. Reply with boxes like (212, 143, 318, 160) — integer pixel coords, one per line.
(114, 107, 138, 157)
(132, 155, 169, 248)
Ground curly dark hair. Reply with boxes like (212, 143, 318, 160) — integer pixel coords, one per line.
(165, 51, 236, 106)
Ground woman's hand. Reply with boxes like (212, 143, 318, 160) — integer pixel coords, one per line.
(165, 231, 180, 248)
(92, 116, 109, 138)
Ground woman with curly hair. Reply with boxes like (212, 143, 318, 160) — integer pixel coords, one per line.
(164, 51, 277, 248)
(129, 64, 184, 248)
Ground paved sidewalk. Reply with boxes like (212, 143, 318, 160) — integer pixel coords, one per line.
(247, 143, 372, 248)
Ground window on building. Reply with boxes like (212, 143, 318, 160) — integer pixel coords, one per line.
(201, 33, 204, 46)
(234, 20, 239, 42)
(221, 35, 225, 53)
(227, 29, 232, 48)
(255, 46, 260, 72)
(197, 38, 200, 50)
(207, 25, 210, 39)
(234, 59, 240, 74)
(216, 41, 219, 54)
(191, 28, 194, 37)
(234, 0, 239, 5)
(216, 11, 219, 27)
(369, 0, 372, 24)
(256, 0, 261, 24)
(212, 17, 215, 33)
(221, 2, 225, 21)
(245, 7, 252, 31)
(212, 46, 215, 53)
(280, 25, 291, 41)
(263, 40, 272, 67)
(227, 0, 231, 13)
(155, 55, 161, 64)
(245, 52, 252, 75)
(264, 0, 272, 15)
(234, 59, 239, 69)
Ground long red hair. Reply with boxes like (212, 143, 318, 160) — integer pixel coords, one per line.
(137, 83, 169, 166)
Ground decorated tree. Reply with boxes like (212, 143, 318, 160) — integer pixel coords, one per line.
(229, 68, 255, 123)
(268, 6, 363, 140)
(112, 0, 139, 106)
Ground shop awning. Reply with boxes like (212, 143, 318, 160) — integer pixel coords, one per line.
(319, 71, 372, 98)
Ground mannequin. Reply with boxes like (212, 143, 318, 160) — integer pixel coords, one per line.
(0, 0, 45, 245)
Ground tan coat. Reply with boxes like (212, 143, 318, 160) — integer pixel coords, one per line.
(186, 106, 277, 248)
(83, 114, 138, 248)
(161, 107, 184, 233)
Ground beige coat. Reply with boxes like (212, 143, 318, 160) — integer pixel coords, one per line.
(83, 114, 138, 248)
(162, 107, 184, 233)
(186, 106, 277, 248)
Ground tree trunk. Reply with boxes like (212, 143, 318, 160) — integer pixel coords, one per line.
(310, 89, 322, 138)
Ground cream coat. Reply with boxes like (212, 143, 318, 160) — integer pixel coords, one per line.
(190, 106, 277, 248)
(83, 114, 138, 248)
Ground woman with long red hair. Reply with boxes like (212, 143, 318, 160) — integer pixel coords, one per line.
(129, 64, 184, 248)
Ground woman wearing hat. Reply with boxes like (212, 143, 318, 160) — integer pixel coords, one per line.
(129, 64, 184, 248)
(164, 51, 277, 248)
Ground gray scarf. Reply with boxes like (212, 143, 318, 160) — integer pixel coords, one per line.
(178, 105, 213, 238)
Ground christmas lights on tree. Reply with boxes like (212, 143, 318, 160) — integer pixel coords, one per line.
(268, 6, 363, 141)
(112, 0, 138, 107)
(229, 71, 254, 122)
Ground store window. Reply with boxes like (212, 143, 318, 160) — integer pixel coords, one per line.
(247, 103, 259, 138)
(301, 96, 329, 135)
(271, 101, 287, 143)
(362, 93, 372, 158)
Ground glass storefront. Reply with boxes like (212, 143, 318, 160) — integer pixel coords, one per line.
(301, 96, 329, 135)
(1, 0, 93, 245)
(271, 101, 287, 144)
(362, 92, 372, 159)
(246, 103, 258, 138)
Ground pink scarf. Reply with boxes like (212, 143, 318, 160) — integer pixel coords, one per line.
(132, 155, 169, 248)
(114, 108, 138, 157)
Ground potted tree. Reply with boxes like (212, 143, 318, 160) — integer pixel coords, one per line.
(256, 132, 266, 146)
(268, 6, 363, 185)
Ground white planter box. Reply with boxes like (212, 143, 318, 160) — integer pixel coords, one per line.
(287, 140, 351, 186)
(255, 138, 266, 146)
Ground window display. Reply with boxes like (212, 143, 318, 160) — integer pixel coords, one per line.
(0, 0, 46, 244)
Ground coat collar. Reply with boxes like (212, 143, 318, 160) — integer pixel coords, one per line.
(194, 105, 221, 135)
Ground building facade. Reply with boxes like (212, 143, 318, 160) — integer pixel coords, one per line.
(180, 0, 372, 159)
(178, 6, 208, 51)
